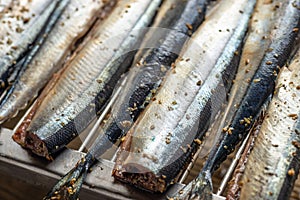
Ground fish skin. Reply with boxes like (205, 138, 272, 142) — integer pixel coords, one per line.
(239, 50, 300, 200)
(0, 0, 69, 118)
(226, 116, 263, 200)
(208, 1, 288, 197)
(225, 1, 287, 198)
(91, 0, 208, 156)
(184, 1, 300, 199)
(203, 0, 300, 175)
(0, 0, 113, 124)
(0, 0, 62, 94)
(0, 0, 13, 14)
(13, 0, 162, 159)
(44, 0, 209, 198)
(218, 0, 286, 130)
(113, 0, 256, 193)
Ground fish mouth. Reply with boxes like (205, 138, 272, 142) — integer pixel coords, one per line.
(113, 163, 166, 193)
(12, 129, 51, 160)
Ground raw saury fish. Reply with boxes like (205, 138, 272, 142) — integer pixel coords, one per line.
(194, 0, 283, 171)
(113, 0, 255, 193)
(0, 0, 114, 124)
(13, 0, 162, 159)
(44, 0, 209, 198)
(239, 50, 300, 200)
(215, 0, 287, 197)
(179, 1, 300, 199)
(216, 0, 286, 133)
(0, 0, 67, 95)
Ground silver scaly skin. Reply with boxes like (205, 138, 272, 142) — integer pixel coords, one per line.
(44, 0, 209, 198)
(182, 1, 300, 199)
(216, 0, 287, 134)
(226, 1, 294, 198)
(0, 0, 65, 94)
(0, 0, 114, 123)
(0, 0, 13, 14)
(13, 0, 162, 159)
(113, 0, 256, 193)
(240, 49, 300, 200)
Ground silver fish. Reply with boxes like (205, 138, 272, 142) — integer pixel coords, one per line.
(44, 0, 209, 199)
(217, 0, 287, 131)
(224, 2, 289, 198)
(0, 0, 64, 94)
(0, 0, 114, 123)
(239, 49, 300, 200)
(182, 0, 300, 199)
(113, 0, 256, 193)
(13, 0, 162, 159)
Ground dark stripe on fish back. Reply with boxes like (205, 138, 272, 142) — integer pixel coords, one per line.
(0, 0, 65, 95)
(278, 120, 300, 200)
(0, 0, 69, 106)
(43, 50, 137, 154)
(128, 0, 208, 119)
(204, 0, 300, 174)
(158, 44, 243, 184)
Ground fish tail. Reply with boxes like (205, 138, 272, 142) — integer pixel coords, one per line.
(172, 171, 213, 200)
(44, 153, 95, 200)
(188, 171, 213, 200)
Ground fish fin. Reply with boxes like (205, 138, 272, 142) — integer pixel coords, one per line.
(45, 172, 87, 200)
(44, 154, 94, 200)
(189, 171, 213, 200)
(172, 171, 213, 200)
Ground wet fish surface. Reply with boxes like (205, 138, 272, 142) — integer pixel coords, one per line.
(239, 50, 300, 200)
(213, 1, 287, 197)
(217, 0, 285, 131)
(196, 0, 283, 164)
(226, 116, 263, 200)
(113, 0, 255, 193)
(179, 1, 300, 199)
(87, 0, 209, 159)
(0, 0, 13, 14)
(0, 0, 66, 95)
(0, 0, 114, 124)
(44, 0, 208, 198)
(13, 0, 162, 159)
